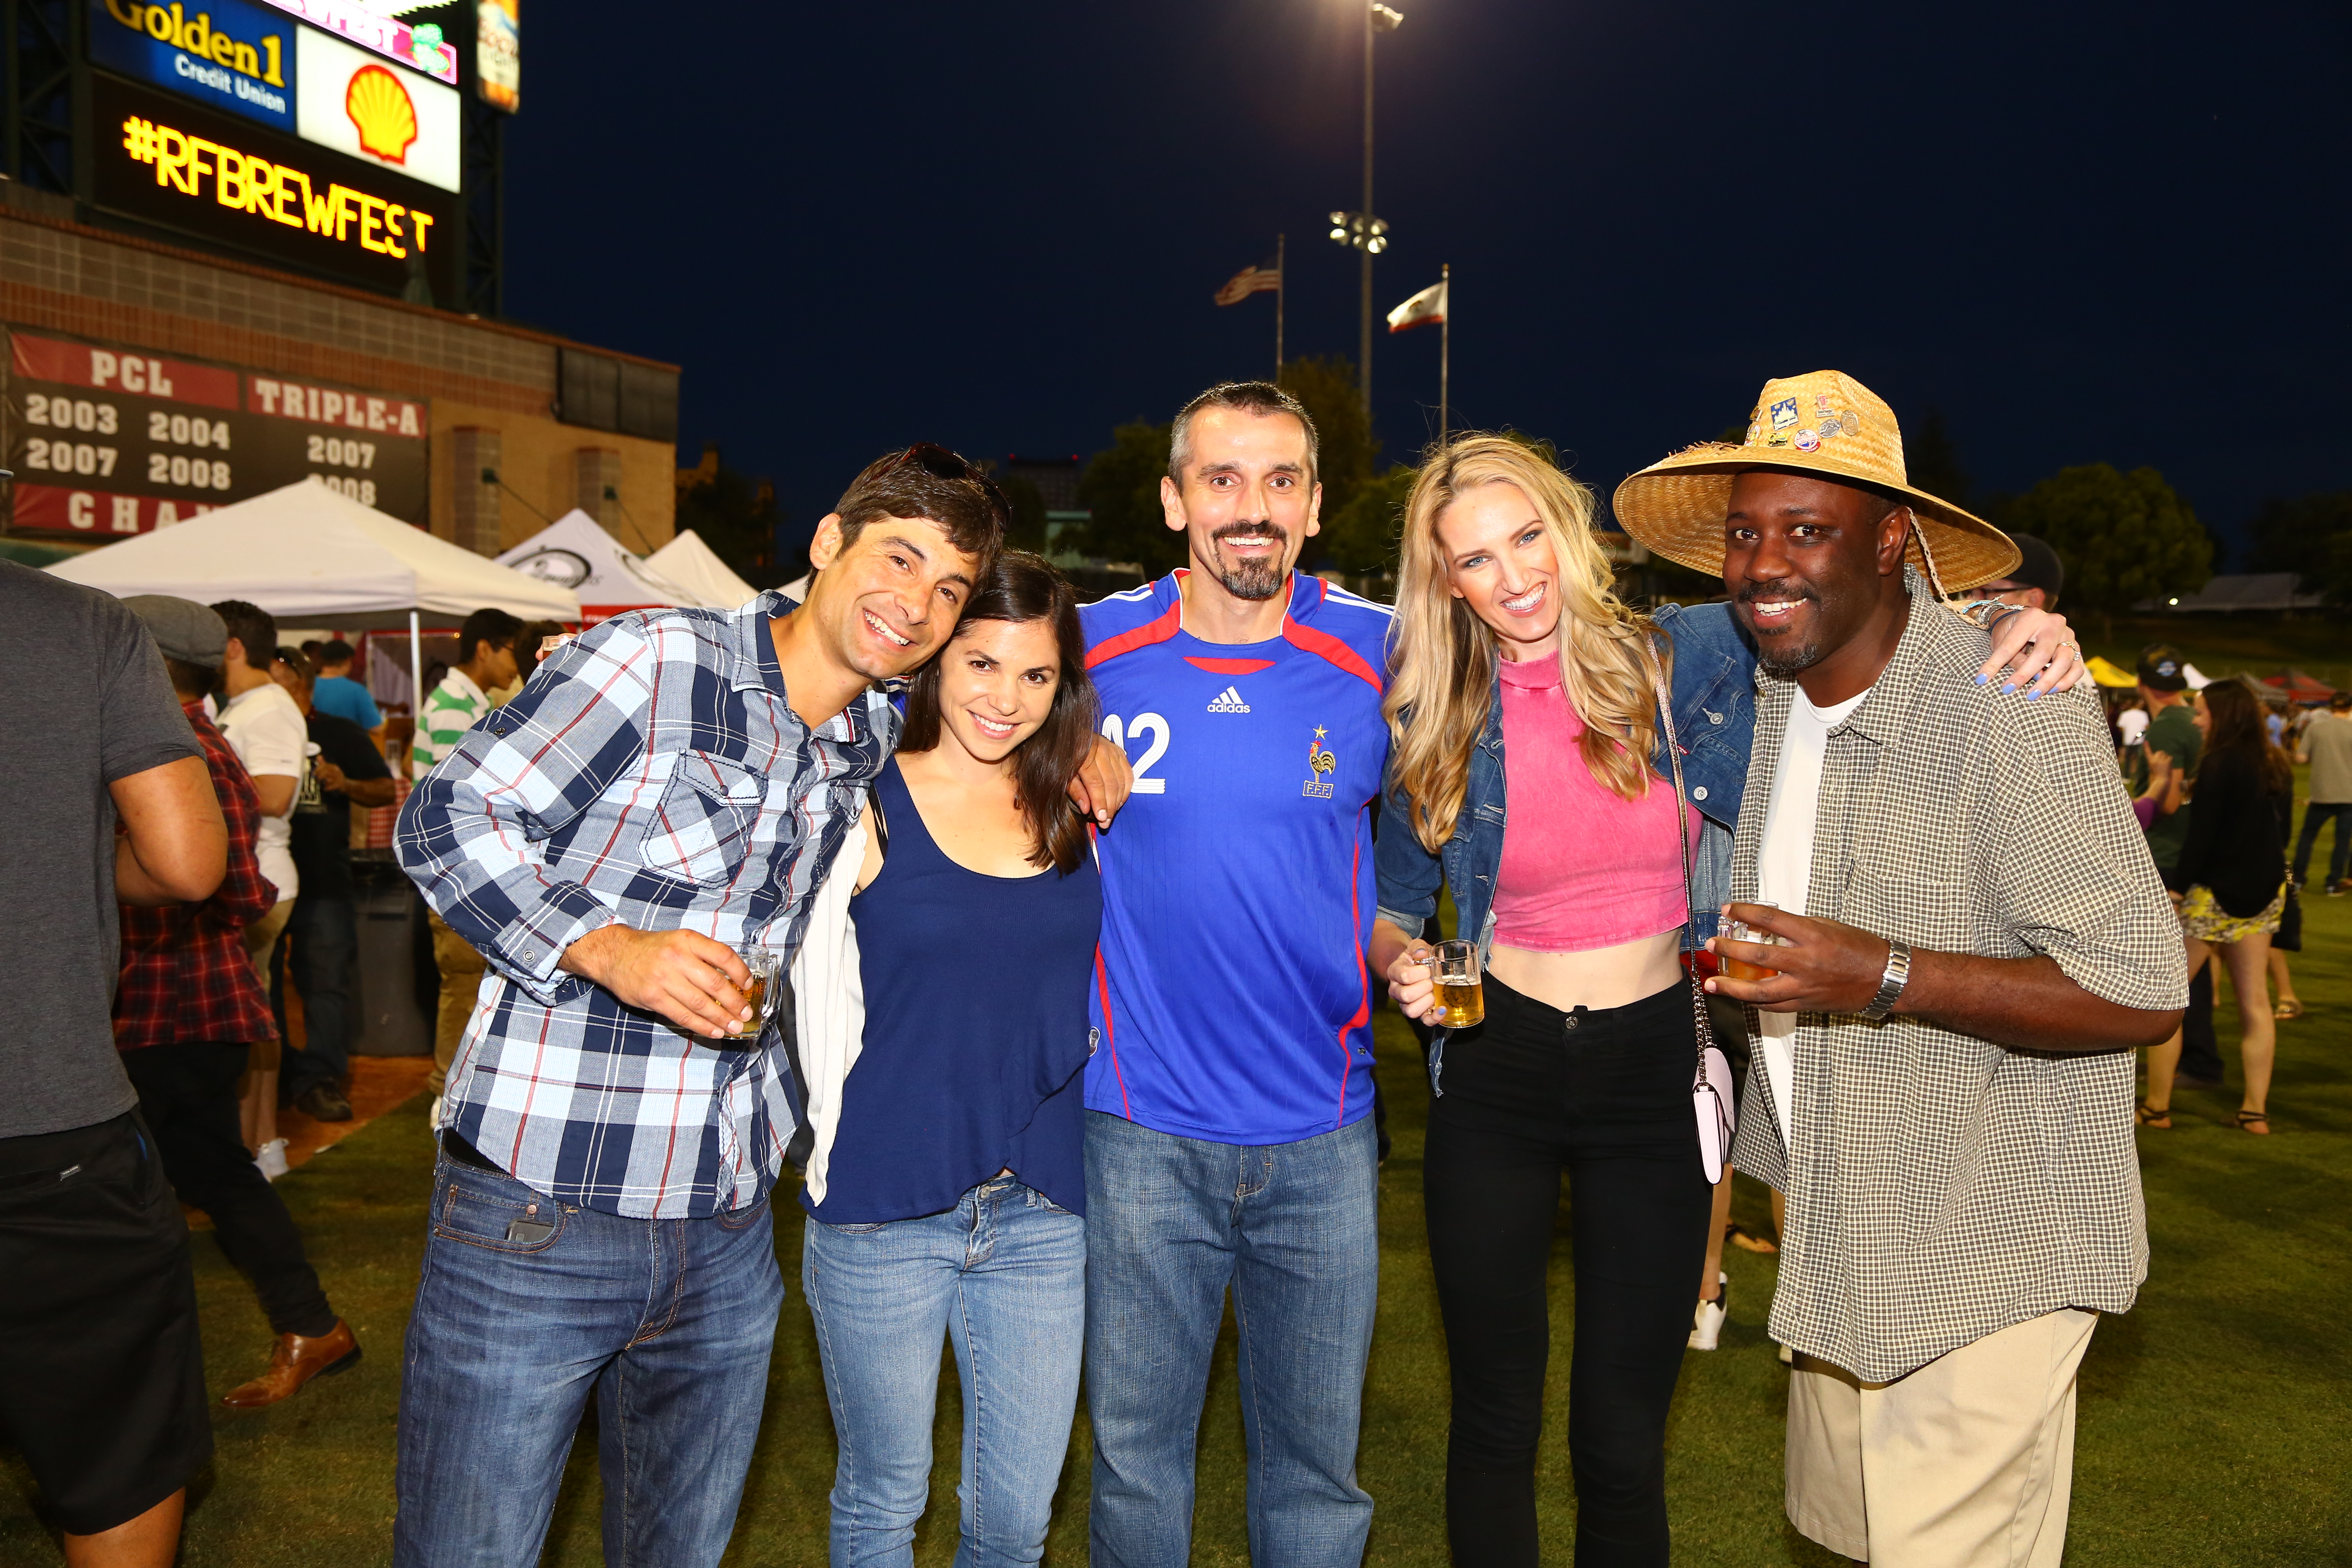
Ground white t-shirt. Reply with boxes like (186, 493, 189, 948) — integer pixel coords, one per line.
(218, 680, 306, 901)
(1753, 684, 1871, 1150)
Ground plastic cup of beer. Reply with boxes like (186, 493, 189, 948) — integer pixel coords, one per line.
(1720, 902, 1781, 982)
(1430, 939, 1484, 1029)
(731, 945, 786, 1033)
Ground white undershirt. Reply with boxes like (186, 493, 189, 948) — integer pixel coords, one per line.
(1754, 684, 1870, 1149)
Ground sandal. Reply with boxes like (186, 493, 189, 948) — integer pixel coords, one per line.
(1728, 1222, 1778, 1255)
(2235, 1109, 2272, 1135)
(2274, 999, 2304, 1020)
(2136, 1102, 2172, 1129)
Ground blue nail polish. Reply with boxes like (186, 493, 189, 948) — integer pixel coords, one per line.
(2027, 690, 2041, 701)
(2001, 682, 2017, 695)
(1976, 673, 1989, 684)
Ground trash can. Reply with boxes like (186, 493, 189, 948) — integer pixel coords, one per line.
(352, 851, 433, 1056)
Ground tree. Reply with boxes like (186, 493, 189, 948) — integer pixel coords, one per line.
(2246, 491, 2352, 582)
(676, 457, 788, 588)
(1074, 420, 1182, 573)
(1904, 406, 1974, 514)
(1993, 463, 2211, 633)
(1278, 356, 1375, 520)
(998, 474, 1049, 553)
(1321, 464, 1417, 576)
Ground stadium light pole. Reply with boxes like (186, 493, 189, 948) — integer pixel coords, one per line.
(1327, 2, 1402, 408)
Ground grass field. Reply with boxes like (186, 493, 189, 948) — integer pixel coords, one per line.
(4, 770, 2348, 1564)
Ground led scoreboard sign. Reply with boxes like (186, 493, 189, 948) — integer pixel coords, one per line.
(5, 329, 429, 538)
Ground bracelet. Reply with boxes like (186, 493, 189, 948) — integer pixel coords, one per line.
(1860, 938, 1913, 1021)
(1953, 599, 2011, 630)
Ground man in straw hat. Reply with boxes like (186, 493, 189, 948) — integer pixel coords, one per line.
(1616, 370, 2188, 1567)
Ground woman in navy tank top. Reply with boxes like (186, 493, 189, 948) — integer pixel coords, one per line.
(800, 551, 1102, 1566)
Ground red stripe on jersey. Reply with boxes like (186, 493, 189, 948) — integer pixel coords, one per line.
(1183, 657, 1276, 675)
(1086, 601, 1183, 670)
(1334, 833, 1371, 1125)
(1282, 616, 1383, 694)
(1095, 944, 1131, 1119)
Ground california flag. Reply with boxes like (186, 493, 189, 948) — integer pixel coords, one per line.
(1386, 279, 1447, 333)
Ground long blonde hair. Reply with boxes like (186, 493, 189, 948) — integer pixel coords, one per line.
(1383, 436, 1664, 852)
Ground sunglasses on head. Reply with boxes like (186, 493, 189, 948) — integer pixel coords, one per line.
(887, 442, 1009, 519)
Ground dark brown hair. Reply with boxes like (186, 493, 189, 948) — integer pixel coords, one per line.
(2200, 676, 2292, 796)
(897, 551, 1097, 875)
(834, 443, 1008, 571)
(209, 598, 277, 671)
(1169, 380, 1319, 486)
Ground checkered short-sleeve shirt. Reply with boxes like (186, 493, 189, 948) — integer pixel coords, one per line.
(1728, 579, 2187, 1383)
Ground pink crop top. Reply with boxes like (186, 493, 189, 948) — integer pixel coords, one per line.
(1490, 654, 1690, 953)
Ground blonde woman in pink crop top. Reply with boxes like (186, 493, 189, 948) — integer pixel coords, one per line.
(1372, 436, 1715, 1568)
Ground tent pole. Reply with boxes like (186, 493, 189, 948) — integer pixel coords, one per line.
(409, 610, 423, 742)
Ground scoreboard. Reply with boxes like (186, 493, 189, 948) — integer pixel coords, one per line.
(6, 327, 428, 537)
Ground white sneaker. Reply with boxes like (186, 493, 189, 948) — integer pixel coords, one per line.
(1688, 1272, 1729, 1350)
(429, 1096, 444, 1133)
(254, 1138, 290, 1181)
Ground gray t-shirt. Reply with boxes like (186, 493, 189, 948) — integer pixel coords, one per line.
(0, 563, 203, 1139)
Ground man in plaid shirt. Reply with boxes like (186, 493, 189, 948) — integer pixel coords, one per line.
(116, 597, 357, 1410)
(1619, 373, 2185, 1568)
(392, 447, 1016, 1568)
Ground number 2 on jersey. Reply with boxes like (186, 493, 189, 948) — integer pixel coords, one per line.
(1101, 713, 1169, 795)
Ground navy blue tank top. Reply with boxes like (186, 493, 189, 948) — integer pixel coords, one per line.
(806, 757, 1102, 1223)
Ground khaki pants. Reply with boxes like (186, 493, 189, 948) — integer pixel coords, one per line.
(238, 898, 294, 1152)
(1787, 1308, 2098, 1568)
(428, 911, 487, 1096)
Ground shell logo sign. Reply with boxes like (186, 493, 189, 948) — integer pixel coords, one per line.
(344, 64, 417, 164)
(294, 23, 456, 192)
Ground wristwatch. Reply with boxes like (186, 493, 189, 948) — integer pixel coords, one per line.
(1860, 938, 1913, 1021)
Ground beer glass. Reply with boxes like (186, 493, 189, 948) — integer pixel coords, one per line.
(1720, 902, 1782, 982)
(732, 944, 786, 1032)
(1429, 939, 1484, 1029)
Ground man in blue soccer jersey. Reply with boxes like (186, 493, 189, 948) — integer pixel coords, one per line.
(1082, 381, 1393, 1566)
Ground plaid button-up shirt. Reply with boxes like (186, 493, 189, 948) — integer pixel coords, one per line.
(1729, 578, 2186, 1383)
(397, 593, 895, 1219)
(116, 702, 281, 1049)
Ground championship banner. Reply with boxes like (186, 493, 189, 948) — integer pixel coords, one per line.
(5, 328, 430, 538)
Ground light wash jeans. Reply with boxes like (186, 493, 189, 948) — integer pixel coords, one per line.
(391, 1154, 782, 1568)
(802, 1176, 1086, 1567)
(1083, 1111, 1380, 1568)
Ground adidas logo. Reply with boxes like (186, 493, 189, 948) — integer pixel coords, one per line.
(1206, 685, 1251, 713)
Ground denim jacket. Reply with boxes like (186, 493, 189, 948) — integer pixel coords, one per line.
(1374, 600, 1760, 1090)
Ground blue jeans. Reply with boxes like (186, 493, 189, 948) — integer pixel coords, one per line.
(802, 1177, 1086, 1567)
(281, 895, 356, 1097)
(392, 1156, 783, 1568)
(1084, 1111, 1379, 1568)
(2293, 800, 2352, 887)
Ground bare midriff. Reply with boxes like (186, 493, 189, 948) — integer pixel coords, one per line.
(1487, 929, 1684, 1015)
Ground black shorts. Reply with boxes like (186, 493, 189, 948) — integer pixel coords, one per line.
(0, 1112, 212, 1535)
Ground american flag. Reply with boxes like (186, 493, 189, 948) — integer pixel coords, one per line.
(1215, 260, 1282, 306)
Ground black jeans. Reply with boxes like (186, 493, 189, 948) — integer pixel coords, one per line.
(1423, 975, 1712, 1568)
(121, 1043, 335, 1338)
(2292, 800, 2352, 887)
(279, 895, 359, 1098)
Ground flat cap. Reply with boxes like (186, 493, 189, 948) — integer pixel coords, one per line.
(124, 595, 227, 668)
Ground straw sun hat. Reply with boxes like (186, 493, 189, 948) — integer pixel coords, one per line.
(1612, 370, 2021, 593)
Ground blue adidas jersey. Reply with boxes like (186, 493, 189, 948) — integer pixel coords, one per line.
(1080, 570, 1394, 1145)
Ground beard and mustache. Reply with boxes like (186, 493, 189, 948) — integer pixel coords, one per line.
(1738, 577, 1836, 676)
(1209, 520, 1289, 601)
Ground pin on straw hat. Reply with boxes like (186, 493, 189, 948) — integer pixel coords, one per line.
(1612, 370, 2021, 594)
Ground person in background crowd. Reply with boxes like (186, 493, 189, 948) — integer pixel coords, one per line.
(2135, 642, 2225, 1089)
(1974, 530, 2064, 611)
(270, 648, 396, 1123)
(210, 599, 306, 1173)
(408, 606, 522, 1127)
(0, 564, 225, 1568)
(116, 603, 361, 1409)
(308, 639, 384, 733)
(1077, 382, 1396, 1568)
(799, 553, 1102, 1567)
(2292, 688, 2352, 896)
(1613, 372, 2184, 1568)
(515, 618, 570, 672)
(2142, 677, 2292, 1134)
(392, 447, 1104, 1567)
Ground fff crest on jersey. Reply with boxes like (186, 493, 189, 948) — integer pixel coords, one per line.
(1302, 726, 1336, 799)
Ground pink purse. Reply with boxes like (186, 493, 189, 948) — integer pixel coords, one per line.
(1651, 652, 1737, 1183)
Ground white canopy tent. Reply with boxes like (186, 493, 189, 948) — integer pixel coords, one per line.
(647, 528, 760, 609)
(497, 509, 709, 616)
(47, 476, 580, 711)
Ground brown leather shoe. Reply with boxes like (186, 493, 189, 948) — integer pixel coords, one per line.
(220, 1319, 361, 1409)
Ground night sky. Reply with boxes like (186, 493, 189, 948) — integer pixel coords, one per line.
(503, 0, 2349, 566)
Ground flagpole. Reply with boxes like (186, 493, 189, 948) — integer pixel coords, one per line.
(1275, 233, 1286, 378)
(1439, 262, 1450, 446)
